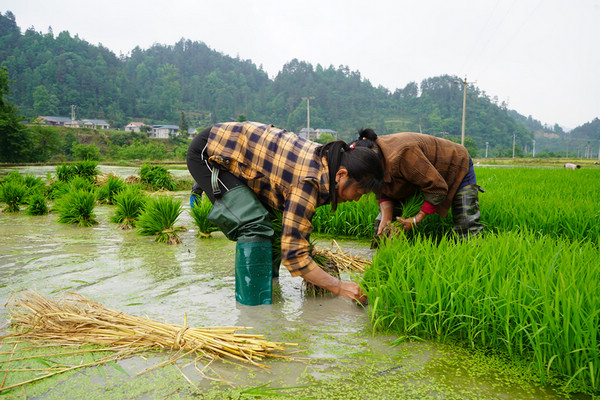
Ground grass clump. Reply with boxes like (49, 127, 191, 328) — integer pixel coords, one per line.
(55, 163, 77, 182)
(54, 189, 98, 227)
(137, 195, 184, 244)
(55, 160, 99, 183)
(189, 194, 219, 237)
(95, 174, 125, 204)
(110, 185, 147, 229)
(25, 192, 49, 215)
(139, 163, 176, 191)
(0, 181, 28, 212)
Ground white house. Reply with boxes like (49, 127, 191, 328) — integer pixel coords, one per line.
(81, 119, 110, 130)
(124, 122, 150, 133)
(150, 125, 179, 139)
(298, 127, 317, 140)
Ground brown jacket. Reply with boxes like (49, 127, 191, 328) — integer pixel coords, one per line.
(376, 132, 470, 217)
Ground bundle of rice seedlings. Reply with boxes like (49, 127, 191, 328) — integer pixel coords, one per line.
(139, 163, 176, 191)
(0, 181, 28, 212)
(270, 210, 370, 296)
(95, 174, 125, 204)
(55, 163, 77, 182)
(189, 194, 219, 238)
(2, 291, 296, 368)
(379, 193, 424, 240)
(137, 195, 184, 244)
(74, 159, 100, 183)
(110, 185, 147, 229)
(25, 192, 49, 215)
(54, 189, 98, 227)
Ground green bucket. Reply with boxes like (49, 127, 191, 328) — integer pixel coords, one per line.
(235, 237, 273, 305)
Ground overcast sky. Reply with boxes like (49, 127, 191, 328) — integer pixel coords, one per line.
(2, 0, 599, 130)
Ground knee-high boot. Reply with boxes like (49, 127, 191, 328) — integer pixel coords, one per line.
(451, 184, 485, 240)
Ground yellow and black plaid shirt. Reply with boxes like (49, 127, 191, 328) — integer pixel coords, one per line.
(207, 122, 331, 277)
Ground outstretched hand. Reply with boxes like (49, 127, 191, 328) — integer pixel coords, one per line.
(337, 281, 368, 305)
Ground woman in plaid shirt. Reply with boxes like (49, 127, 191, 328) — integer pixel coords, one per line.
(187, 122, 384, 304)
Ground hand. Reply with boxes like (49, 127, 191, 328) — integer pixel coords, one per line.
(396, 212, 424, 232)
(336, 281, 368, 305)
(303, 267, 367, 304)
(377, 201, 395, 235)
(376, 216, 393, 235)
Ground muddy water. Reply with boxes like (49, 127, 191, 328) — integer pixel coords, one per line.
(0, 166, 588, 399)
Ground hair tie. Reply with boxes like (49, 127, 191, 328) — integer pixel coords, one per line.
(349, 143, 355, 150)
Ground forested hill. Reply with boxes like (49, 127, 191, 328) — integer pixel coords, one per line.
(0, 10, 573, 155)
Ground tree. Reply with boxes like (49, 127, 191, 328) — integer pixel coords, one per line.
(0, 67, 34, 163)
(179, 111, 189, 134)
(72, 143, 101, 161)
(33, 85, 59, 116)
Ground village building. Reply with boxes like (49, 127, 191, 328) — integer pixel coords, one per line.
(124, 121, 150, 132)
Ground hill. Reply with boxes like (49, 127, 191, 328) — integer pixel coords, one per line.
(1, 10, 596, 158)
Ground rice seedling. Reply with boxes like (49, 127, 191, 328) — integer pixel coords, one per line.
(74, 159, 100, 183)
(139, 163, 176, 191)
(311, 168, 600, 244)
(25, 192, 49, 215)
(0, 171, 24, 185)
(54, 188, 98, 227)
(110, 185, 147, 229)
(22, 173, 45, 193)
(95, 174, 125, 204)
(189, 193, 219, 237)
(0, 290, 297, 393)
(67, 175, 95, 193)
(363, 230, 600, 393)
(312, 193, 379, 238)
(137, 195, 184, 244)
(55, 163, 77, 182)
(0, 181, 28, 212)
(44, 179, 69, 200)
(475, 168, 600, 243)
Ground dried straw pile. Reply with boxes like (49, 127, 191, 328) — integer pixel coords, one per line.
(314, 240, 372, 274)
(2, 291, 296, 367)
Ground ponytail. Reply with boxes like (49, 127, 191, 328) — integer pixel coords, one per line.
(318, 140, 383, 212)
(349, 128, 378, 150)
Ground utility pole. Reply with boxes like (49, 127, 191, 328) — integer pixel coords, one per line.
(532, 139, 536, 158)
(456, 76, 475, 146)
(301, 96, 315, 139)
(70, 104, 76, 121)
(485, 142, 489, 158)
(512, 134, 516, 159)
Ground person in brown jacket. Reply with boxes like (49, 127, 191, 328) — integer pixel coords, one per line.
(350, 128, 485, 241)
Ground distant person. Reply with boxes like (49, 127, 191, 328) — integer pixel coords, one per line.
(349, 129, 485, 241)
(186, 121, 384, 304)
(564, 163, 581, 170)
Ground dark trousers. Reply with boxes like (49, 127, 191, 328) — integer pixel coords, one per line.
(186, 127, 244, 203)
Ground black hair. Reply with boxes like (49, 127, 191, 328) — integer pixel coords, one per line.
(349, 128, 378, 150)
(317, 140, 384, 212)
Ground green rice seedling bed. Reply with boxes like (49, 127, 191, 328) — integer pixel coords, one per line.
(312, 167, 600, 243)
(363, 230, 600, 394)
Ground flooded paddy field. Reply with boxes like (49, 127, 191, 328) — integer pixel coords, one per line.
(0, 165, 591, 399)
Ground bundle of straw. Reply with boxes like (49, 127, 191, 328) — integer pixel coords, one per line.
(3, 291, 296, 368)
(314, 240, 372, 274)
(304, 240, 372, 296)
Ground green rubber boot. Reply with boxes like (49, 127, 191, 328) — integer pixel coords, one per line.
(235, 237, 273, 305)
